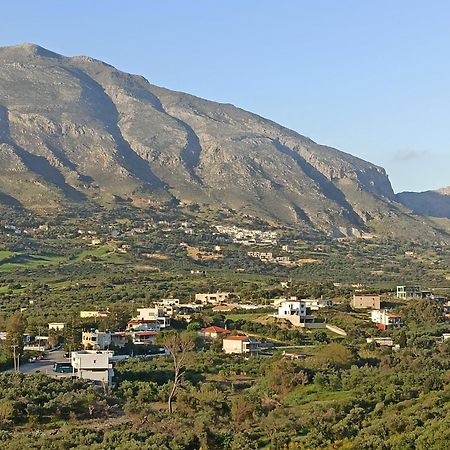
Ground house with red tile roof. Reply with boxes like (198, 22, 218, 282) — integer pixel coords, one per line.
(200, 325, 231, 339)
(371, 309, 402, 330)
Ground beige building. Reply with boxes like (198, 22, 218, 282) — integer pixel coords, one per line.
(222, 335, 260, 355)
(135, 307, 170, 328)
(351, 295, 381, 310)
(82, 330, 112, 350)
(195, 292, 230, 305)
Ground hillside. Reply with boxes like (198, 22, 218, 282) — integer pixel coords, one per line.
(397, 187, 450, 219)
(0, 44, 448, 240)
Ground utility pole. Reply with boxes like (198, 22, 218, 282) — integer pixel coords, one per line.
(11, 345, 18, 373)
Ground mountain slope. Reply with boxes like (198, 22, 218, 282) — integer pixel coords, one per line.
(0, 44, 447, 239)
(397, 187, 450, 219)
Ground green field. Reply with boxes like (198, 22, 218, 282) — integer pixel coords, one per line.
(0, 252, 64, 272)
(284, 384, 353, 406)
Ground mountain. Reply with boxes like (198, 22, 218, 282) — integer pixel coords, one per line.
(0, 44, 448, 240)
(397, 187, 450, 219)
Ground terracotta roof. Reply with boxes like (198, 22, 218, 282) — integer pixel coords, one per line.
(135, 331, 159, 337)
(201, 326, 230, 334)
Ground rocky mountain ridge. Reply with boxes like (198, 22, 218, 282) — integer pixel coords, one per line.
(0, 44, 448, 240)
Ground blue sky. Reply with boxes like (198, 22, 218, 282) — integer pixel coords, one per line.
(1, 1, 449, 192)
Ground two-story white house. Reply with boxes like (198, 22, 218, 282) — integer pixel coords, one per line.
(371, 309, 402, 330)
(126, 319, 161, 332)
(135, 307, 170, 328)
(71, 350, 114, 386)
(274, 299, 311, 326)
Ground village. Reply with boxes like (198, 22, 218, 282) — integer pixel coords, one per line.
(2, 283, 449, 388)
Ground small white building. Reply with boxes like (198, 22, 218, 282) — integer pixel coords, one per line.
(155, 299, 181, 316)
(195, 292, 230, 305)
(302, 299, 333, 310)
(48, 322, 65, 331)
(158, 299, 180, 307)
(366, 337, 394, 347)
(71, 350, 114, 386)
(80, 310, 110, 319)
(396, 285, 421, 299)
(222, 336, 260, 355)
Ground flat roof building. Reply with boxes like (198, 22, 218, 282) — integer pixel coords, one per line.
(71, 350, 114, 386)
(396, 286, 421, 299)
(351, 295, 381, 310)
(222, 336, 260, 355)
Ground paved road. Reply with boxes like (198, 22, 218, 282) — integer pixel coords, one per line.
(8, 350, 72, 378)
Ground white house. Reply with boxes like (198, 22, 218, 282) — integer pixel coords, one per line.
(155, 299, 181, 316)
(274, 299, 311, 326)
(80, 310, 109, 319)
(396, 285, 421, 299)
(71, 350, 114, 386)
(111, 331, 159, 347)
(371, 309, 402, 330)
(132, 331, 159, 345)
(126, 319, 161, 332)
(48, 322, 65, 331)
(302, 299, 333, 310)
(158, 298, 180, 307)
(135, 307, 170, 328)
(366, 337, 394, 347)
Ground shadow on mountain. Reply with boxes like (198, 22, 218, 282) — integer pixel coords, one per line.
(272, 139, 365, 228)
(0, 192, 23, 208)
(12, 146, 86, 202)
(397, 191, 450, 219)
(64, 66, 167, 190)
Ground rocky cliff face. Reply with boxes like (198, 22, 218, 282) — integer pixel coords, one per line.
(0, 44, 447, 238)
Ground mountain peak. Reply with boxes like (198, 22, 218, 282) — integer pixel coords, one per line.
(0, 43, 62, 59)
